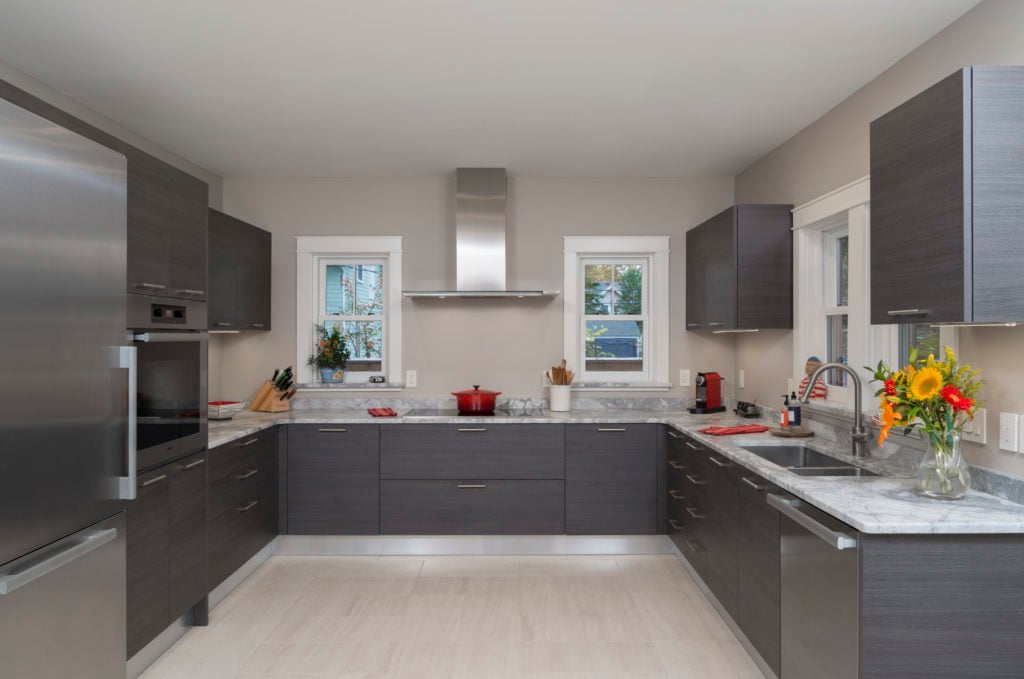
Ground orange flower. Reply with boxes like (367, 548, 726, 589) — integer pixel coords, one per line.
(878, 399, 902, 445)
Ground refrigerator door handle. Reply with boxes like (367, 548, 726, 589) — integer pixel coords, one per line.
(117, 346, 137, 500)
(0, 528, 117, 596)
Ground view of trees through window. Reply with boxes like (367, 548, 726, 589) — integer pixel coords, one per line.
(583, 262, 645, 371)
(324, 263, 384, 365)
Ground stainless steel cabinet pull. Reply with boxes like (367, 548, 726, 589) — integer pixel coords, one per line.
(887, 308, 929, 316)
(248, 323, 265, 328)
(0, 528, 117, 596)
(133, 282, 166, 290)
(668, 519, 683, 530)
(667, 430, 682, 439)
(668, 490, 686, 500)
(178, 289, 204, 296)
(741, 477, 769, 491)
(685, 539, 703, 553)
(709, 457, 731, 468)
(668, 461, 685, 470)
(318, 428, 347, 433)
(685, 442, 701, 450)
(214, 322, 233, 327)
(237, 500, 259, 512)
(457, 484, 487, 489)
(117, 345, 138, 500)
(182, 458, 206, 470)
(708, 321, 726, 327)
(597, 428, 627, 432)
(457, 428, 487, 432)
(685, 507, 705, 520)
(767, 494, 858, 551)
(239, 438, 259, 447)
(686, 323, 702, 328)
(141, 474, 167, 487)
(236, 468, 259, 480)
(685, 474, 706, 486)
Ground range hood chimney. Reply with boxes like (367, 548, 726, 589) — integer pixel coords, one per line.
(403, 168, 558, 299)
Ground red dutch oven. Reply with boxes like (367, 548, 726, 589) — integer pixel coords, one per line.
(451, 385, 502, 414)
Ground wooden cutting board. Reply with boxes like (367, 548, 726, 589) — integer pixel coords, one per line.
(769, 426, 814, 438)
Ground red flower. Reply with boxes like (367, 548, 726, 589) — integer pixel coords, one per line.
(941, 385, 973, 413)
(883, 378, 896, 396)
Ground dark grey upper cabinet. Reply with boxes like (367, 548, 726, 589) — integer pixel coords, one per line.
(208, 209, 272, 331)
(126, 145, 209, 300)
(685, 204, 793, 330)
(871, 66, 1024, 324)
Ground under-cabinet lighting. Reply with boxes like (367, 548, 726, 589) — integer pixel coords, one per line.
(209, 330, 241, 334)
(928, 323, 1018, 328)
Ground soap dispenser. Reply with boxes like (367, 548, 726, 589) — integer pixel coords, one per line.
(788, 391, 802, 426)
(780, 394, 790, 427)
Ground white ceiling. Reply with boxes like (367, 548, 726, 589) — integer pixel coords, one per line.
(0, 0, 978, 178)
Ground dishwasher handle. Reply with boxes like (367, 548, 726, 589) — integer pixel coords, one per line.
(767, 494, 858, 551)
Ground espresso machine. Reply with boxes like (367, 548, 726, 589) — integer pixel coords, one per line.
(688, 371, 726, 414)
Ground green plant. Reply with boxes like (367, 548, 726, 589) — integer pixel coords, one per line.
(307, 324, 350, 369)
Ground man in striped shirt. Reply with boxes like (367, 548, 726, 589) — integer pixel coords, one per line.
(798, 355, 828, 399)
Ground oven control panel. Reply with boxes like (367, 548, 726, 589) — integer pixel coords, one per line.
(151, 303, 187, 324)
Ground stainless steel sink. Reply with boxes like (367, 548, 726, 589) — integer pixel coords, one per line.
(740, 444, 878, 477)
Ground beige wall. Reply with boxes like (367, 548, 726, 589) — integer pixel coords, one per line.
(212, 176, 736, 401)
(733, 0, 1024, 475)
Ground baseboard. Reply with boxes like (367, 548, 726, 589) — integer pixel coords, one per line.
(668, 544, 777, 679)
(208, 541, 275, 609)
(274, 534, 676, 556)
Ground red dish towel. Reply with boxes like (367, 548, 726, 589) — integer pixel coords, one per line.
(698, 424, 770, 436)
(367, 407, 397, 417)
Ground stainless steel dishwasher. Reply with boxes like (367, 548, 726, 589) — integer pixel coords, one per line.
(767, 493, 859, 679)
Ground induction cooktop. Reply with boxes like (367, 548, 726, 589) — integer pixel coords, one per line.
(403, 408, 546, 418)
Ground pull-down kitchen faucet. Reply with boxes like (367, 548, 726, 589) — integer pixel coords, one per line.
(800, 362, 870, 458)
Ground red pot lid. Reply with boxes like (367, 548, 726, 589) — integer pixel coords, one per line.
(451, 385, 502, 396)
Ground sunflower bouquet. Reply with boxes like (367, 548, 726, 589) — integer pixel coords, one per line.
(868, 346, 982, 498)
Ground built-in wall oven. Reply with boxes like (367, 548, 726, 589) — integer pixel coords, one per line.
(129, 295, 208, 471)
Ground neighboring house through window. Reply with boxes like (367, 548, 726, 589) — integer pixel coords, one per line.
(296, 237, 403, 385)
(563, 237, 669, 387)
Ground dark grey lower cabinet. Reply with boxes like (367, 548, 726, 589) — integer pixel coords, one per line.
(127, 451, 207, 659)
(285, 424, 379, 534)
(565, 424, 658, 534)
(380, 480, 564, 534)
(735, 470, 781, 677)
(860, 534, 1024, 678)
(208, 431, 277, 589)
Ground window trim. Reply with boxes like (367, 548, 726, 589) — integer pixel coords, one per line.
(563, 236, 670, 388)
(296, 236, 403, 387)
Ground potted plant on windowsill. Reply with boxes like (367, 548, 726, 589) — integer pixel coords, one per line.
(308, 324, 350, 384)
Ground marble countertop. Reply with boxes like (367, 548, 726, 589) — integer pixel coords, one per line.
(209, 409, 1024, 535)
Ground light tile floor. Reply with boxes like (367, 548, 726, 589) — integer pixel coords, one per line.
(140, 555, 764, 678)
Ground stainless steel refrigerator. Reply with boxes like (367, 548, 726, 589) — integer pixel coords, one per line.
(0, 96, 132, 677)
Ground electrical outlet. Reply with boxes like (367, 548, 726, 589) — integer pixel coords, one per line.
(962, 407, 987, 445)
(679, 369, 691, 387)
(738, 369, 745, 389)
(999, 412, 1019, 452)
(405, 370, 417, 388)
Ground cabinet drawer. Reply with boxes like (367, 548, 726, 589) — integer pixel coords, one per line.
(208, 490, 276, 589)
(209, 428, 275, 483)
(209, 446, 275, 520)
(380, 480, 565, 534)
(381, 424, 564, 479)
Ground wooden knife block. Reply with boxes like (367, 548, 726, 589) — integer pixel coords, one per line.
(250, 380, 290, 413)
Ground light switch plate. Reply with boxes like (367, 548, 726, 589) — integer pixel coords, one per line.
(738, 369, 745, 389)
(679, 369, 691, 387)
(999, 412, 1019, 452)
(405, 370, 417, 388)
(962, 407, 986, 445)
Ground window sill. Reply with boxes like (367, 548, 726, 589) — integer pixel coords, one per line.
(570, 382, 672, 392)
(297, 382, 404, 392)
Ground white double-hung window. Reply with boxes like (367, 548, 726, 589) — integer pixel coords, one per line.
(296, 237, 403, 386)
(563, 237, 669, 387)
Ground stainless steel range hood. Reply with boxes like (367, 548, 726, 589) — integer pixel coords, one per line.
(403, 168, 559, 299)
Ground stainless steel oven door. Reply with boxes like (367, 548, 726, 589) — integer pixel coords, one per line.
(132, 331, 208, 470)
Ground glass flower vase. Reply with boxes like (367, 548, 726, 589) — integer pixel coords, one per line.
(917, 432, 971, 500)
